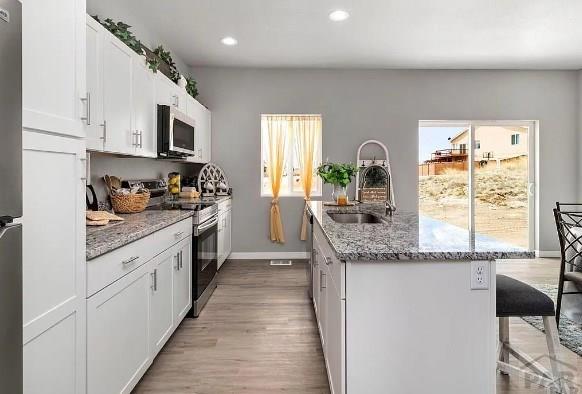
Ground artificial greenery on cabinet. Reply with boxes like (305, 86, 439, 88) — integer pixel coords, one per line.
(92, 16, 144, 56)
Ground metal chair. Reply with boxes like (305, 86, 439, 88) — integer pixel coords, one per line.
(553, 203, 582, 326)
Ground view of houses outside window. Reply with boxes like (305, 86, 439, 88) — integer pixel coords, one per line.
(419, 125, 529, 248)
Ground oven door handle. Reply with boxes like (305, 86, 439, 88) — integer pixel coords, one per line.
(195, 216, 218, 236)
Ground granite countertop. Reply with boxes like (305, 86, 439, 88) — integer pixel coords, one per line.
(307, 201, 534, 261)
(86, 210, 194, 261)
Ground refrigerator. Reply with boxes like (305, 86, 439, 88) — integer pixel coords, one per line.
(0, 0, 22, 393)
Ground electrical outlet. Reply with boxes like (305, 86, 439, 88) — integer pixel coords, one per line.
(471, 261, 489, 290)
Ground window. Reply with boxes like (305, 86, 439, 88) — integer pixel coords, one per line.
(261, 114, 322, 197)
(475, 140, 481, 149)
(459, 143, 467, 154)
(511, 134, 520, 145)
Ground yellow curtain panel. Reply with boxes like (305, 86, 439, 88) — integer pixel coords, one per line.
(293, 116, 321, 240)
(263, 115, 288, 243)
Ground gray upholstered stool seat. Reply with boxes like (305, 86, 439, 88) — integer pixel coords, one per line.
(496, 274, 568, 393)
(496, 274, 555, 317)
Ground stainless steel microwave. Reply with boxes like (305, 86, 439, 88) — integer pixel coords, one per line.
(157, 105, 196, 157)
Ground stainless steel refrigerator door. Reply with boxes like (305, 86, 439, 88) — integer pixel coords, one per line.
(0, 0, 22, 221)
(0, 224, 22, 394)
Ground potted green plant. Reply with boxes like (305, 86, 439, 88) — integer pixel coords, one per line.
(317, 162, 359, 203)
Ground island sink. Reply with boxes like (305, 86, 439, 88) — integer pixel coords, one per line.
(327, 212, 384, 224)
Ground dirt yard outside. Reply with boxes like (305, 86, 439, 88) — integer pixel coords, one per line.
(419, 164, 529, 248)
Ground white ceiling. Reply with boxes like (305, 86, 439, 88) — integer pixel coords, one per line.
(124, 0, 582, 69)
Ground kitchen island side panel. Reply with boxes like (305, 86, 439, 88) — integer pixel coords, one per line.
(345, 260, 496, 394)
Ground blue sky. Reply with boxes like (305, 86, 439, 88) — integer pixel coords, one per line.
(418, 126, 466, 163)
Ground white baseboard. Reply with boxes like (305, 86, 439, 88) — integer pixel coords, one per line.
(228, 252, 310, 260)
(535, 250, 560, 258)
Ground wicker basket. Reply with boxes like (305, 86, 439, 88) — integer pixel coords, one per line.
(110, 191, 150, 214)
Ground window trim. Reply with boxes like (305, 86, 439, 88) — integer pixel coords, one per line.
(260, 114, 323, 198)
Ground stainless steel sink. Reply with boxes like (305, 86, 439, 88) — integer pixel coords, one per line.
(327, 212, 384, 224)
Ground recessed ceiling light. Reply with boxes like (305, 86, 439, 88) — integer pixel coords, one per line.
(329, 9, 350, 22)
(221, 36, 238, 46)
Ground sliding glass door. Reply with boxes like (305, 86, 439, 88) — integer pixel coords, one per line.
(419, 121, 535, 250)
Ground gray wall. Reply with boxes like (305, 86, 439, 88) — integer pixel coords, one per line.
(89, 152, 201, 203)
(191, 67, 579, 253)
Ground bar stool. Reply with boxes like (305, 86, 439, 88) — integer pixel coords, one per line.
(497, 274, 569, 393)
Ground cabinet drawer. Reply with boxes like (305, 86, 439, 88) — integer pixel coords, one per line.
(314, 223, 344, 299)
(87, 218, 193, 297)
(153, 217, 192, 249)
(87, 234, 157, 297)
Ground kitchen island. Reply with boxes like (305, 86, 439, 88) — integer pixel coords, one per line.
(307, 201, 533, 394)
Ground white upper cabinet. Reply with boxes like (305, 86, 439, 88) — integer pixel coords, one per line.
(85, 16, 105, 150)
(22, 0, 86, 137)
(132, 58, 156, 157)
(186, 96, 212, 163)
(85, 15, 212, 160)
(155, 73, 185, 111)
(103, 34, 133, 154)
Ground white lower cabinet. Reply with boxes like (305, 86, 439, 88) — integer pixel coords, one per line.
(87, 264, 151, 394)
(148, 249, 175, 356)
(217, 199, 232, 269)
(86, 219, 193, 394)
(173, 238, 193, 324)
(313, 226, 345, 394)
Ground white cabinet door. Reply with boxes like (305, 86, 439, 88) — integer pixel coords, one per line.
(173, 237, 192, 324)
(149, 249, 175, 357)
(312, 251, 320, 318)
(217, 211, 225, 269)
(132, 58, 156, 158)
(22, 0, 86, 137)
(325, 270, 345, 394)
(186, 98, 211, 163)
(225, 208, 232, 259)
(22, 132, 86, 394)
(85, 16, 105, 151)
(318, 265, 327, 352)
(155, 73, 183, 109)
(87, 263, 151, 394)
(201, 106, 212, 162)
(103, 34, 133, 154)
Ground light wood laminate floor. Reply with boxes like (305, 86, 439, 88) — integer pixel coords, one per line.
(133, 258, 582, 393)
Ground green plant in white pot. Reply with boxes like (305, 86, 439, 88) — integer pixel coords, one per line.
(317, 162, 359, 204)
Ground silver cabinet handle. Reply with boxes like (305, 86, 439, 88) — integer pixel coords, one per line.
(153, 268, 158, 291)
(100, 121, 107, 142)
(81, 92, 91, 125)
(174, 231, 184, 238)
(140, 131, 143, 148)
(320, 271, 326, 291)
(179, 250, 183, 269)
(132, 131, 137, 147)
(324, 256, 333, 265)
(122, 256, 139, 265)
